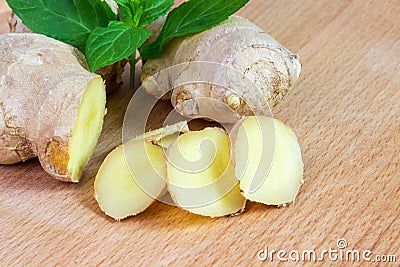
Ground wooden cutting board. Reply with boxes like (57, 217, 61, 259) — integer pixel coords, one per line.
(1, 0, 399, 265)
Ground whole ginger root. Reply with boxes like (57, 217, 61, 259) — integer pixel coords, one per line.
(0, 33, 106, 182)
(141, 16, 302, 123)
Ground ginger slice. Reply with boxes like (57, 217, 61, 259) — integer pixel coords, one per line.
(133, 120, 189, 148)
(234, 116, 304, 205)
(94, 140, 166, 220)
(167, 127, 246, 217)
(94, 121, 188, 220)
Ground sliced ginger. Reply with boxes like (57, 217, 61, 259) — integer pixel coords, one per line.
(94, 122, 188, 220)
(95, 117, 303, 220)
(133, 120, 189, 148)
(234, 116, 304, 205)
(167, 128, 246, 217)
(94, 140, 166, 220)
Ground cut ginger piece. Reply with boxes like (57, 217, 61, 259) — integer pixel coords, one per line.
(167, 128, 246, 217)
(0, 33, 106, 182)
(132, 121, 189, 148)
(234, 116, 304, 205)
(94, 121, 188, 220)
(94, 140, 166, 220)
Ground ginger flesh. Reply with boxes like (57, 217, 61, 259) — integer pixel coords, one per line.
(94, 121, 188, 220)
(94, 140, 166, 220)
(167, 128, 245, 217)
(68, 77, 106, 182)
(234, 116, 304, 205)
(95, 118, 304, 219)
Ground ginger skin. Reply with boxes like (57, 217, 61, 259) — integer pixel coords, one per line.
(141, 16, 301, 123)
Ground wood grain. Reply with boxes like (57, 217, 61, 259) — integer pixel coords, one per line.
(1, 0, 399, 265)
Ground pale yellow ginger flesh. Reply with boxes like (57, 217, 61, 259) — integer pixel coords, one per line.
(167, 128, 246, 217)
(234, 116, 303, 205)
(94, 140, 166, 220)
(95, 122, 190, 220)
(68, 77, 106, 182)
(95, 118, 303, 220)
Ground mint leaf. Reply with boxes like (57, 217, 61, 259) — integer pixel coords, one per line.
(140, 0, 250, 58)
(115, 0, 172, 27)
(114, 0, 135, 26)
(85, 21, 151, 71)
(139, 0, 174, 27)
(114, 0, 144, 27)
(7, 0, 116, 52)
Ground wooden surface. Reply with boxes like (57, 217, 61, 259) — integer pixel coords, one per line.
(1, 0, 399, 265)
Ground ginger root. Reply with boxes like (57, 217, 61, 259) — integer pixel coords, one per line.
(0, 33, 106, 182)
(141, 16, 302, 123)
(0, 0, 13, 34)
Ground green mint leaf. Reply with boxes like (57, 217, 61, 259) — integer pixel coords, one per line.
(139, 0, 174, 27)
(85, 21, 151, 72)
(140, 0, 250, 58)
(115, 0, 173, 27)
(114, 0, 144, 27)
(7, 0, 117, 52)
(114, 0, 135, 26)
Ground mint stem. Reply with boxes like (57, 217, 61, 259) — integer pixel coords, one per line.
(129, 54, 143, 89)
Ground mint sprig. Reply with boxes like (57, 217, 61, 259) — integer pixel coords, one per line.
(8, 0, 250, 88)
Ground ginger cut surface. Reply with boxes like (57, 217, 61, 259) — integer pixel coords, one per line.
(234, 116, 304, 205)
(167, 128, 246, 217)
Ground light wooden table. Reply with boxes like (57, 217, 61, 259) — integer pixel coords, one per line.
(1, 0, 399, 265)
